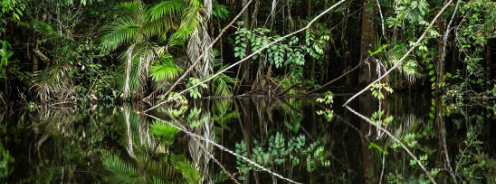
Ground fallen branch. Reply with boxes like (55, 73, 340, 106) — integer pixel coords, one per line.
(276, 82, 302, 96)
(145, 0, 348, 113)
(344, 105, 437, 184)
(305, 60, 363, 95)
(343, 0, 453, 106)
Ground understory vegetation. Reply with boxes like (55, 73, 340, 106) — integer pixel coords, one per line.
(0, 0, 494, 106)
(1, 0, 496, 183)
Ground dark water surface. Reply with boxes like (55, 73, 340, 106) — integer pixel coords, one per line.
(1, 94, 495, 183)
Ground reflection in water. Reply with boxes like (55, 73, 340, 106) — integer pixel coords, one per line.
(0, 95, 495, 183)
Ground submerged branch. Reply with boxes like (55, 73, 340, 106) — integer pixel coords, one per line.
(344, 0, 454, 106)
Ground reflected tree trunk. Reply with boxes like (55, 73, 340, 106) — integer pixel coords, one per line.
(436, 96, 457, 183)
(359, 94, 377, 183)
(237, 99, 253, 183)
(487, 40, 493, 82)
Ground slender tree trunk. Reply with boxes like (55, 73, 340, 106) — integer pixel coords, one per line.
(240, 0, 252, 86)
(359, 0, 377, 84)
(392, 26, 398, 44)
(359, 94, 377, 183)
(308, 1, 316, 80)
(3, 73, 8, 100)
(438, 0, 459, 93)
(487, 40, 492, 81)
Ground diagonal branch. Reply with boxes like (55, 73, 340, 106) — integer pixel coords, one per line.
(169, 116, 240, 184)
(145, 113, 303, 184)
(145, 0, 348, 113)
(344, 105, 437, 184)
(305, 58, 364, 95)
(343, 0, 453, 106)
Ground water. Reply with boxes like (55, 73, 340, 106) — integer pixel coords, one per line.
(1, 94, 495, 183)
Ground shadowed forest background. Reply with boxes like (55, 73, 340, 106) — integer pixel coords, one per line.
(1, 0, 496, 183)
(0, 0, 495, 104)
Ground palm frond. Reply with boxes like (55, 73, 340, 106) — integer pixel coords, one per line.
(102, 154, 140, 183)
(116, 1, 142, 17)
(150, 120, 179, 144)
(144, 18, 173, 41)
(169, 6, 201, 46)
(31, 61, 74, 102)
(184, 0, 202, 7)
(211, 73, 236, 97)
(101, 18, 141, 51)
(386, 44, 421, 83)
(150, 55, 182, 82)
(147, 0, 186, 21)
(170, 154, 202, 184)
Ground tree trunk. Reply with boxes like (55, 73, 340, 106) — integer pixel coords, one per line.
(240, 0, 252, 86)
(359, 0, 377, 84)
(359, 94, 377, 183)
(487, 40, 492, 82)
(308, 1, 316, 81)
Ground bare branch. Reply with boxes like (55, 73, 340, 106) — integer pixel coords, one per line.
(344, 0, 454, 106)
(344, 105, 437, 184)
(375, 0, 388, 41)
(145, 0, 348, 113)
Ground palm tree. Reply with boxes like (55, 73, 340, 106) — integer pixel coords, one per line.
(101, 0, 208, 101)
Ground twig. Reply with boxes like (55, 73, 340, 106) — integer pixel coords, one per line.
(305, 60, 364, 94)
(379, 153, 386, 184)
(344, 105, 437, 184)
(145, 0, 348, 113)
(375, 0, 388, 41)
(344, 0, 454, 106)
(276, 82, 302, 96)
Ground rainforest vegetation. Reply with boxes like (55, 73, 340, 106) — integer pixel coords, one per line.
(0, 0, 494, 105)
(1, 0, 496, 183)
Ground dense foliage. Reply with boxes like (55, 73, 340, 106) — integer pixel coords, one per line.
(0, 0, 493, 106)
